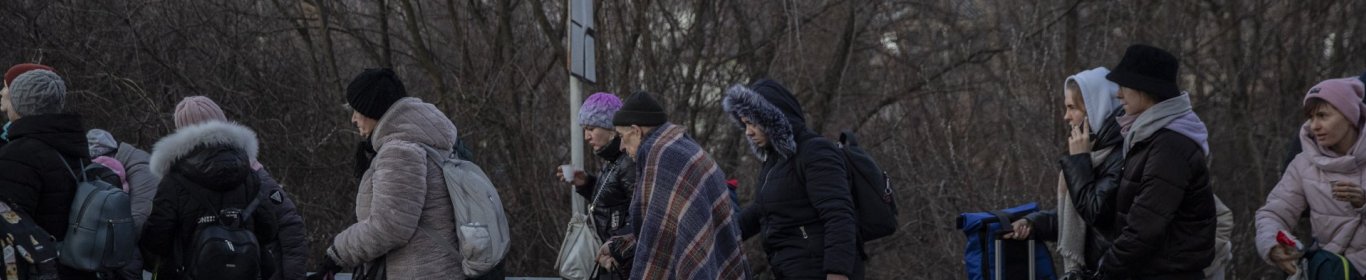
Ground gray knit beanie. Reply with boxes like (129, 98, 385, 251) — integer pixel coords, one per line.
(9, 70, 68, 116)
(87, 129, 119, 157)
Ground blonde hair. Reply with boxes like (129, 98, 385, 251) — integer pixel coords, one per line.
(1065, 80, 1087, 117)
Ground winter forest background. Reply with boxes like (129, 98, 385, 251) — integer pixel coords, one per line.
(1, 0, 1364, 279)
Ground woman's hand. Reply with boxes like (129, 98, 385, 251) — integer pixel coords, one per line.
(1267, 243, 1302, 275)
(1001, 219, 1032, 240)
(597, 241, 617, 271)
(554, 167, 589, 187)
(1332, 181, 1366, 208)
(1068, 121, 1091, 155)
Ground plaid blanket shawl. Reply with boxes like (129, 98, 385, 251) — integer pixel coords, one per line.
(628, 123, 749, 280)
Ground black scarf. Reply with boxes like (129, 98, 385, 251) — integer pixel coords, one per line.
(354, 139, 377, 180)
(595, 137, 623, 161)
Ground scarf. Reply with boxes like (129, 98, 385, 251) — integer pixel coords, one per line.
(1057, 146, 1114, 272)
(353, 139, 376, 180)
(1121, 93, 1209, 155)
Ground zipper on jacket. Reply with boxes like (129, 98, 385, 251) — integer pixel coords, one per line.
(799, 226, 809, 239)
(757, 165, 779, 230)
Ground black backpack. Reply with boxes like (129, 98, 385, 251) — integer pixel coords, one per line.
(798, 131, 898, 241)
(187, 194, 264, 280)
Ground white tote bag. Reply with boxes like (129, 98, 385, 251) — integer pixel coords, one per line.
(556, 188, 601, 280)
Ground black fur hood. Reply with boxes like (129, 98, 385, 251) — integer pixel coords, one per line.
(723, 79, 807, 161)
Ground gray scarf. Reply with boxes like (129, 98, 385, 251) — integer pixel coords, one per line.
(1123, 93, 1195, 154)
(1056, 147, 1113, 272)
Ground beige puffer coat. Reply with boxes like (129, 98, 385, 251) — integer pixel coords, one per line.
(330, 97, 463, 279)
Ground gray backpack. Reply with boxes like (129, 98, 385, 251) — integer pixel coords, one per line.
(57, 156, 135, 271)
(420, 145, 509, 277)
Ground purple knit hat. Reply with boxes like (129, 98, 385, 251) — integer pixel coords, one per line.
(579, 92, 622, 129)
(1304, 78, 1366, 128)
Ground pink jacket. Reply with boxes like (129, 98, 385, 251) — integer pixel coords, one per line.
(1257, 122, 1366, 270)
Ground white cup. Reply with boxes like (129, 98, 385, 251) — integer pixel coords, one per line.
(560, 165, 575, 183)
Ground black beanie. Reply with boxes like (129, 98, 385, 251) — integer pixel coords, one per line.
(612, 91, 668, 126)
(1106, 44, 1181, 102)
(347, 68, 408, 119)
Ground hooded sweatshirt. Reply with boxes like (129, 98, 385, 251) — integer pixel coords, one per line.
(1068, 67, 1122, 131)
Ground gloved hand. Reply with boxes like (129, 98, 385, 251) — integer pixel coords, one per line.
(306, 248, 343, 280)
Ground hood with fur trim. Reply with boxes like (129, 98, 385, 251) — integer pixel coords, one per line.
(722, 79, 805, 161)
(149, 121, 259, 191)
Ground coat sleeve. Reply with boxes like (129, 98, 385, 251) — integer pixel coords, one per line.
(798, 139, 859, 276)
(1059, 151, 1123, 228)
(575, 175, 598, 200)
(257, 170, 309, 280)
(1023, 210, 1059, 242)
(138, 178, 180, 260)
(122, 152, 161, 236)
(1255, 158, 1309, 265)
(330, 144, 429, 267)
(1101, 141, 1198, 276)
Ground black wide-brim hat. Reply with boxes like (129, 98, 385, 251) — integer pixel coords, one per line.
(1107, 44, 1181, 101)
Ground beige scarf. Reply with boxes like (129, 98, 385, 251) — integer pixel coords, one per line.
(1057, 147, 1113, 272)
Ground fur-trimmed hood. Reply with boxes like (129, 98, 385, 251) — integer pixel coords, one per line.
(149, 121, 259, 180)
(723, 79, 804, 161)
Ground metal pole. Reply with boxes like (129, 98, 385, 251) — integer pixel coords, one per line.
(1028, 240, 1036, 280)
(568, 0, 586, 213)
(994, 239, 1002, 280)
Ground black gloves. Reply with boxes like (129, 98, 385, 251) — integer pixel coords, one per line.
(306, 248, 343, 280)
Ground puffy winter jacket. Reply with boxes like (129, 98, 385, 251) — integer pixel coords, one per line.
(728, 80, 861, 279)
(1104, 129, 1215, 279)
(330, 97, 464, 280)
(140, 121, 280, 280)
(0, 114, 97, 279)
(1257, 122, 1366, 274)
(254, 168, 308, 280)
(114, 143, 159, 234)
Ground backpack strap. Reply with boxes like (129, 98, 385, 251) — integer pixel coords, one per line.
(240, 193, 263, 222)
(418, 144, 455, 166)
(54, 152, 86, 182)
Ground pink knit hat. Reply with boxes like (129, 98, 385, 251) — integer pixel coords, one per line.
(91, 156, 129, 192)
(174, 96, 227, 128)
(1304, 78, 1366, 128)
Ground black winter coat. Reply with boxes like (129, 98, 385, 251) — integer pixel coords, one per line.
(141, 122, 279, 280)
(1023, 108, 1125, 270)
(255, 169, 308, 280)
(730, 80, 861, 279)
(0, 114, 97, 279)
(1102, 129, 1215, 279)
(574, 138, 636, 280)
